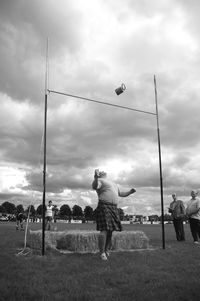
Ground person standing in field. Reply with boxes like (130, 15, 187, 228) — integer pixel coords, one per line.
(186, 190, 200, 244)
(168, 193, 185, 241)
(92, 169, 136, 261)
(16, 212, 24, 231)
(45, 200, 54, 231)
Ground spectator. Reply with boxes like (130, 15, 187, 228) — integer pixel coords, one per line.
(168, 193, 185, 241)
(45, 200, 54, 231)
(16, 212, 24, 231)
(186, 190, 200, 244)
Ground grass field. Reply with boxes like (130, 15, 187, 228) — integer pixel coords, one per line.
(0, 221, 200, 301)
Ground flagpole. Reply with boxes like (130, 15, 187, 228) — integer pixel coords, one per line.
(154, 75, 165, 249)
(42, 38, 49, 256)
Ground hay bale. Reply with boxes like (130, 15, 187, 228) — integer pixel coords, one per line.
(57, 231, 99, 253)
(28, 230, 42, 250)
(112, 231, 149, 250)
(28, 230, 64, 250)
(28, 230, 149, 253)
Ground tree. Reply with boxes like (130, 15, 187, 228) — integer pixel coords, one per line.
(26, 205, 36, 217)
(84, 206, 93, 221)
(60, 204, 72, 219)
(16, 204, 24, 214)
(164, 214, 172, 221)
(36, 204, 43, 216)
(93, 208, 97, 221)
(53, 205, 59, 221)
(0, 205, 6, 214)
(72, 205, 83, 219)
(118, 208, 125, 221)
(149, 215, 159, 223)
(1, 201, 16, 214)
(124, 214, 130, 221)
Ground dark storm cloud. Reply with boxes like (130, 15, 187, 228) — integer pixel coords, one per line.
(24, 168, 92, 193)
(0, 0, 83, 102)
(0, 192, 23, 201)
(117, 163, 160, 189)
(0, 99, 44, 167)
(160, 87, 200, 148)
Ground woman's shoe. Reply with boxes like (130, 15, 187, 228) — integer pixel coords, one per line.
(100, 252, 107, 260)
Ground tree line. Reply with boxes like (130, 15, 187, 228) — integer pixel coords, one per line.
(0, 201, 125, 221)
(0, 201, 174, 222)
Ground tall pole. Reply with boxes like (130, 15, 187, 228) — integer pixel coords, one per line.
(154, 75, 165, 249)
(42, 39, 49, 255)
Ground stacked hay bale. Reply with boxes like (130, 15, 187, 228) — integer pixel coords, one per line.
(29, 230, 64, 250)
(57, 230, 99, 253)
(112, 231, 149, 250)
(29, 230, 149, 253)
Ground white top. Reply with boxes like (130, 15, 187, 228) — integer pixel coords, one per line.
(95, 178, 119, 205)
(46, 205, 53, 217)
(186, 197, 200, 220)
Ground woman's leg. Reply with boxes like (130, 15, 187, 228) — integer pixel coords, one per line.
(99, 231, 107, 254)
(105, 230, 113, 254)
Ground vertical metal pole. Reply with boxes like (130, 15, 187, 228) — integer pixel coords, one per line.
(42, 94, 47, 255)
(154, 75, 165, 249)
(42, 39, 49, 255)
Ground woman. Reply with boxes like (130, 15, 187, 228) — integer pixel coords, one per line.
(92, 169, 136, 260)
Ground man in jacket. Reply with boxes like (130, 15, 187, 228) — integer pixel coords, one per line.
(168, 193, 185, 241)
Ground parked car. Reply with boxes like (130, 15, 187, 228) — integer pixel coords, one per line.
(0, 216, 9, 221)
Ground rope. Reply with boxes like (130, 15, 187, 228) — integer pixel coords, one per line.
(16, 205, 31, 256)
(16, 40, 49, 257)
(16, 116, 45, 257)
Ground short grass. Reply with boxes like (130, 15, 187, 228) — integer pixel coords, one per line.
(0, 221, 200, 301)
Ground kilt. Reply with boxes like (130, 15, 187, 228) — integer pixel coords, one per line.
(96, 200, 122, 232)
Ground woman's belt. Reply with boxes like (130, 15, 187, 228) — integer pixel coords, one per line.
(98, 199, 117, 206)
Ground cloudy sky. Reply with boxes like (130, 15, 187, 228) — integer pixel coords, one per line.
(1, 0, 200, 215)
